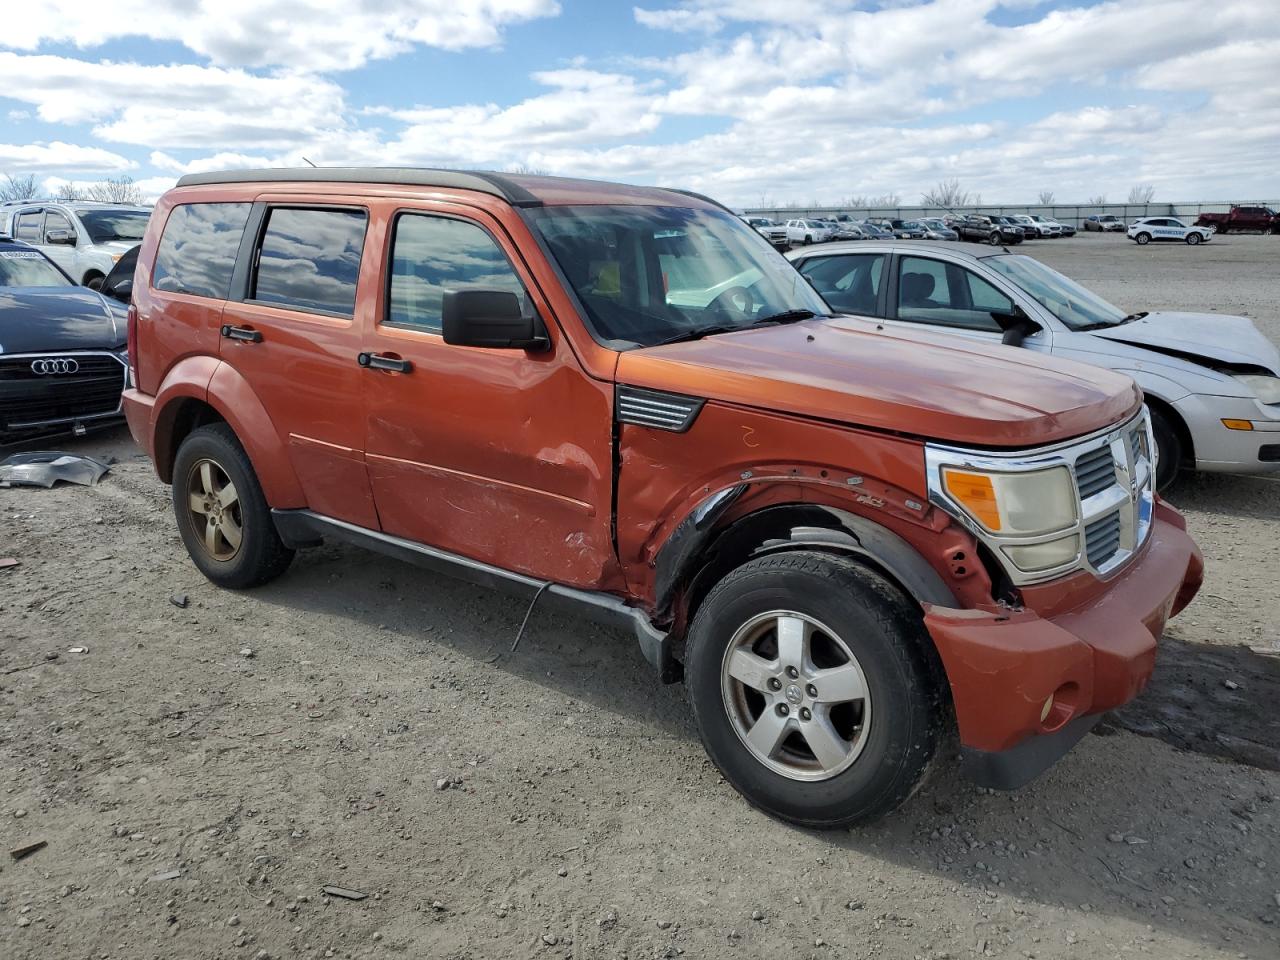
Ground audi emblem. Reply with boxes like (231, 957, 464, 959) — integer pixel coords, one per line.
(31, 358, 80, 375)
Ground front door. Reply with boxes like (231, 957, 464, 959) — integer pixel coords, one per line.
(359, 201, 616, 589)
(218, 200, 379, 529)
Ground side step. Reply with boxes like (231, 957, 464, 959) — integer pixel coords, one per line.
(271, 509, 678, 681)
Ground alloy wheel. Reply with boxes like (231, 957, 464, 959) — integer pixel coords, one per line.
(720, 610, 872, 782)
(186, 458, 243, 561)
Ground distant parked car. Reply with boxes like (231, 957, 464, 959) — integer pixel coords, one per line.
(0, 237, 128, 444)
(956, 214, 1024, 245)
(787, 239, 1280, 488)
(858, 221, 894, 239)
(785, 218, 833, 245)
(1043, 217, 1076, 238)
(877, 219, 925, 240)
(1010, 214, 1056, 238)
(1127, 217, 1212, 245)
(0, 200, 151, 289)
(1194, 205, 1280, 234)
(918, 218, 959, 241)
(1031, 215, 1066, 237)
(742, 216, 790, 250)
(1083, 215, 1125, 232)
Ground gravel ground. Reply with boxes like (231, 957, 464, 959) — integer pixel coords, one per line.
(2, 234, 1278, 960)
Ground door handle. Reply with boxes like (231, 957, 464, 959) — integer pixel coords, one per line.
(220, 324, 263, 343)
(357, 352, 413, 373)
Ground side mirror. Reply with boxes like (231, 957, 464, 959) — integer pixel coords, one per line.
(990, 304, 1042, 347)
(45, 229, 76, 246)
(442, 289, 549, 351)
(103, 278, 133, 303)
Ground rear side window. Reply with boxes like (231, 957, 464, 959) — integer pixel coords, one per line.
(14, 211, 41, 241)
(386, 214, 524, 333)
(253, 207, 367, 317)
(153, 202, 251, 299)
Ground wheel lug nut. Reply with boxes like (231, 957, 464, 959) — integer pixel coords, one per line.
(767, 677, 782, 691)
(800, 707, 812, 721)
(806, 684, 818, 698)
(786, 666, 799, 679)
(776, 703, 789, 717)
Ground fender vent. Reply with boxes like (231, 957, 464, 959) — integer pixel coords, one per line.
(616, 386, 704, 433)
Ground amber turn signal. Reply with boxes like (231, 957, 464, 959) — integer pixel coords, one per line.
(1221, 418, 1253, 431)
(942, 469, 1002, 531)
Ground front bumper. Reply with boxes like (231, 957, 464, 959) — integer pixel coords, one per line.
(1173, 392, 1280, 474)
(0, 351, 127, 444)
(923, 501, 1202, 788)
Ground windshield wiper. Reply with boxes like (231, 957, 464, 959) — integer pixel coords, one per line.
(648, 324, 742, 347)
(1120, 311, 1148, 324)
(752, 309, 817, 326)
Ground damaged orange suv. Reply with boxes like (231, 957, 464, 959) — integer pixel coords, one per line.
(124, 169, 1202, 826)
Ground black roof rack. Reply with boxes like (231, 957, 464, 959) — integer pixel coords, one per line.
(175, 167, 543, 206)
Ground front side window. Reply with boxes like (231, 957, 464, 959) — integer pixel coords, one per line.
(984, 254, 1127, 330)
(896, 256, 1009, 332)
(44, 210, 73, 238)
(14, 211, 41, 241)
(153, 202, 251, 300)
(253, 207, 367, 316)
(527, 204, 828, 347)
(386, 214, 525, 333)
(77, 209, 150, 244)
(798, 253, 884, 315)
(0, 249, 72, 287)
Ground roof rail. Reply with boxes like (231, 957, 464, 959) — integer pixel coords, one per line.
(175, 167, 543, 205)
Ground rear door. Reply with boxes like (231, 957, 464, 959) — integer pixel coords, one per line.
(218, 200, 379, 528)
(358, 200, 616, 588)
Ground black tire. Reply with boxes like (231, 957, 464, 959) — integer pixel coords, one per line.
(1185, 232, 1201, 245)
(172, 423, 294, 589)
(988, 232, 1001, 246)
(1134, 232, 1151, 245)
(804, 234, 813, 245)
(685, 551, 946, 828)
(1150, 408, 1182, 492)
(83, 271, 105, 290)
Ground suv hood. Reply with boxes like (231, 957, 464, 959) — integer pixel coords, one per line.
(0, 287, 123, 354)
(618, 316, 1140, 447)
(1089, 312, 1280, 374)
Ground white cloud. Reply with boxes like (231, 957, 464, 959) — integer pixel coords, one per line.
(0, 141, 134, 173)
(3, 0, 562, 71)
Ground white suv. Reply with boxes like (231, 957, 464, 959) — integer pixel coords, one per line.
(1, 201, 151, 288)
(785, 218, 833, 245)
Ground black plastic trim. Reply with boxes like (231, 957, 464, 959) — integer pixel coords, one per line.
(962, 712, 1102, 790)
(176, 167, 543, 206)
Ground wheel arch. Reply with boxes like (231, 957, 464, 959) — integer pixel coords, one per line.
(1143, 394, 1195, 467)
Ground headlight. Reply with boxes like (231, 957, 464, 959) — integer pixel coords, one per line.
(1234, 373, 1280, 405)
(939, 465, 1081, 575)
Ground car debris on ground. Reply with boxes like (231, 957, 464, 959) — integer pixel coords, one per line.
(0, 452, 110, 488)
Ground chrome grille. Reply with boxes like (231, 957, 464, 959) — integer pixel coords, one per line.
(616, 386, 704, 433)
(1074, 447, 1116, 499)
(1085, 511, 1123, 568)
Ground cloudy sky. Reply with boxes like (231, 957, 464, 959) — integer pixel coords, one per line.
(2, 0, 1277, 208)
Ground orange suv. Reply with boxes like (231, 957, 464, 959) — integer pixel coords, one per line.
(123, 169, 1202, 827)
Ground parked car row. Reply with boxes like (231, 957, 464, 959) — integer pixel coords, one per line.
(0, 199, 151, 289)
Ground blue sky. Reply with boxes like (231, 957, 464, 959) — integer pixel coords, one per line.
(2, 1, 1277, 207)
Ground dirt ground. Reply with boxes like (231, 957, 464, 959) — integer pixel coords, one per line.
(2, 233, 1278, 960)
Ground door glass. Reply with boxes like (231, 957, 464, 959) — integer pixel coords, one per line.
(897, 256, 1006, 332)
(44, 210, 73, 239)
(386, 214, 525, 333)
(15, 211, 41, 241)
(798, 254, 884, 315)
(253, 207, 367, 316)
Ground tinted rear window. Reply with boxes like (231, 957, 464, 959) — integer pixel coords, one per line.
(153, 202, 251, 299)
(253, 207, 367, 316)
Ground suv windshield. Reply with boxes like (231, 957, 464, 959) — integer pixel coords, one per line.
(78, 209, 150, 244)
(0, 248, 72, 287)
(984, 254, 1127, 330)
(527, 204, 828, 347)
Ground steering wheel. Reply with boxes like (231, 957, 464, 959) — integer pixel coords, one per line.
(706, 284, 757, 320)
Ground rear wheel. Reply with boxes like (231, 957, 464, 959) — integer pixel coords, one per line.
(1134, 232, 1151, 245)
(172, 423, 294, 589)
(1150, 407, 1183, 492)
(685, 551, 945, 828)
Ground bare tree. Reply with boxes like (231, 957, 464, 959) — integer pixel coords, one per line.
(504, 163, 550, 177)
(56, 181, 85, 201)
(86, 176, 144, 204)
(920, 178, 971, 207)
(869, 192, 900, 208)
(0, 173, 38, 202)
(1088, 194, 1107, 205)
(1037, 190, 1055, 205)
(1127, 183, 1155, 204)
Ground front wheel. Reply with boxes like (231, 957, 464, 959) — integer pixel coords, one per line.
(172, 423, 294, 589)
(1150, 408, 1182, 492)
(988, 232, 1002, 246)
(1185, 232, 1202, 245)
(685, 552, 946, 828)
(1134, 232, 1151, 245)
